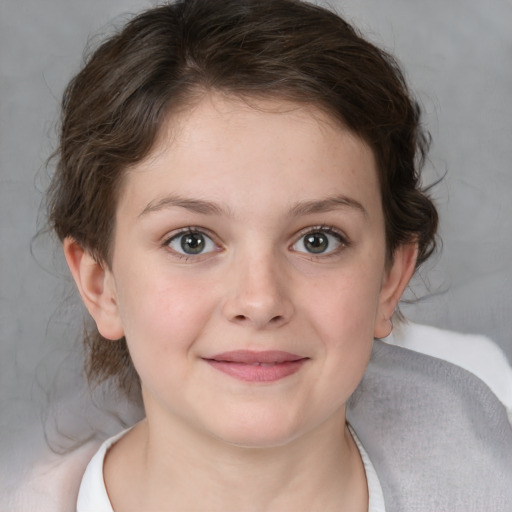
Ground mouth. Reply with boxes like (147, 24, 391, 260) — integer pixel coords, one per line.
(204, 350, 309, 382)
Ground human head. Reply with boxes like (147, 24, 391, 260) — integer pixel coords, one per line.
(48, 0, 438, 396)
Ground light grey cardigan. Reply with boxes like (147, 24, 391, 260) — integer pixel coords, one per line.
(347, 340, 512, 511)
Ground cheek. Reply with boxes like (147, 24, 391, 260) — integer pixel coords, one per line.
(305, 263, 383, 341)
(115, 270, 219, 363)
(299, 257, 384, 383)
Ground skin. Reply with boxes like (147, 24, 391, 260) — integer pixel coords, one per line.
(65, 94, 417, 511)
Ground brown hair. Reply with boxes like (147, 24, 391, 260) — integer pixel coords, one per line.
(48, 0, 438, 397)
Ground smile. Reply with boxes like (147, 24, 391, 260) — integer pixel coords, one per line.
(204, 350, 308, 382)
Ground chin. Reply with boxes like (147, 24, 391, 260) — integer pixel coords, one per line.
(205, 410, 313, 450)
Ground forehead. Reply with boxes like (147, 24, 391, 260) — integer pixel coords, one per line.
(119, 94, 381, 219)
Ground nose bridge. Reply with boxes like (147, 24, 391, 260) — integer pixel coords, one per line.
(223, 243, 293, 329)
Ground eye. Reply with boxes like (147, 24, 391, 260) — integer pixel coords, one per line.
(167, 229, 217, 256)
(292, 228, 346, 255)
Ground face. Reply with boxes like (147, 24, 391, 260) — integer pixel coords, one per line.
(80, 94, 414, 448)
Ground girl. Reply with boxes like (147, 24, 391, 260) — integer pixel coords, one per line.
(46, 0, 512, 510)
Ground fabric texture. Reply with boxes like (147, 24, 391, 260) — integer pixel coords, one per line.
(387, 322, 512, 418)
(347, 339, 512, 511)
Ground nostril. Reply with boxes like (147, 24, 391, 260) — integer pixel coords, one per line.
(232, 314, 282, 324)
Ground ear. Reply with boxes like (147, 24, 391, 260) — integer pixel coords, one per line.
(374, 243, 418, 339)
(63, 237, 124, 340)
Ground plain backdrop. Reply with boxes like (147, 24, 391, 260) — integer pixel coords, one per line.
(1, 0, 511, 498)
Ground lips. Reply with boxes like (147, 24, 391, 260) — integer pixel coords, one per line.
(204, 350, 308, 382)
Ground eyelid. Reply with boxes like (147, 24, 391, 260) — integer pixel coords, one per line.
(294, 225, 349, 242)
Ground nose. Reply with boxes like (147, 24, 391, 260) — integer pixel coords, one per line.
(222, 251, 294, 330)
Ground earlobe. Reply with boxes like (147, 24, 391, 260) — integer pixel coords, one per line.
(374, 243, 418, 338)
(63, 237, 124, 340)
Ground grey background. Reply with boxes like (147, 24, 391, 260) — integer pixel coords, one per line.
(1, 0, 511, 495)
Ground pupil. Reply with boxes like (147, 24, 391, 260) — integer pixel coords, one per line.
(305, 232, 328, 253)
(181, 233, 204, 254)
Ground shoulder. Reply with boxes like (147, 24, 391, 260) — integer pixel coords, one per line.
(387, 322, 512, 416)
(347, 326, 512, 511)
(4, 439, 101, 512)
(8, 429, 131, 512)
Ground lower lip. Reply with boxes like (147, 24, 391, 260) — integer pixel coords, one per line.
(205, 359, 307, 382)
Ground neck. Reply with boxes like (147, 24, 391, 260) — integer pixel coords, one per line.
(105, 412, 368, 512)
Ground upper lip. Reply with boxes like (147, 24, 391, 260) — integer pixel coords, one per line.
(205, 350, 307, 364)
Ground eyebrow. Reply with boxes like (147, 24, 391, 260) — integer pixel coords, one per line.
(139, 193, 367, 218)
(289, 195, 368, 217)
(139, 195, 229, 217)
